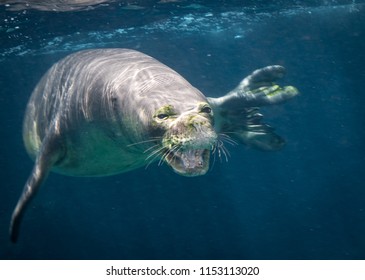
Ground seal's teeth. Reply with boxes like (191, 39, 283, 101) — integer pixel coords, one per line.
(166, 148, 210, 177)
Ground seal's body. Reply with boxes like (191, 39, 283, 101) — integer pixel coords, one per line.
(24, 49, 212, 176)
(10, 48, 299, 242)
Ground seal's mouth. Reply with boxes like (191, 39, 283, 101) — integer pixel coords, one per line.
(165, 148, 210, 177)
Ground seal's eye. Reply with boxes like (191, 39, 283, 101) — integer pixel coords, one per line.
(157, 113, 169, 120)
(200, 106, 212, 114)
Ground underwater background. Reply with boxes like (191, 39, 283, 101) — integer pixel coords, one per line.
(0, 0, 365, 259)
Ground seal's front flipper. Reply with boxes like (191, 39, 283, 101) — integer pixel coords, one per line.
(237, 65, 286, 91)
(207, 66, 299, 110)
(238, 127, 285, 151)
(234, 65, 299, 107)
(9, 133, 64, 243)
(242, 85, 299, 107)
(235, 109, 286, 151)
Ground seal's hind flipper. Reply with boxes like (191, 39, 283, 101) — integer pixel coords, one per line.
(9, 133, 64, 243)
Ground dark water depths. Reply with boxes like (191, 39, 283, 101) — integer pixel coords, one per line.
(1, 0, 365, 259)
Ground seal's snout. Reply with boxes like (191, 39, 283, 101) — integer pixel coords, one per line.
(162, 113, 217, 177)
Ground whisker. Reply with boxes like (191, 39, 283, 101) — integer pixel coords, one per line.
(158, 145, 180, 167)
(218, 131, 242, 138)
(143, 144, 161, 154)
(145, 146, 165, 169)
(217, 140, 224, 162)
(212, 136, 232, 163)
(145, 146, 165, 161)
(219, 143, 230, 162)
(210, 144, 217, 171)
(126, 137, 161, 148)
(158, 149, 168, 166)
(212, 140, 222, 162)
(219, 133, 238, 146)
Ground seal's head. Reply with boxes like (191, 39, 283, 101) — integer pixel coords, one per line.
(151, 102, 217, 177)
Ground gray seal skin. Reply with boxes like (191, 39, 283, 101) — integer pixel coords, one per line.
(10, 48, 299, 242)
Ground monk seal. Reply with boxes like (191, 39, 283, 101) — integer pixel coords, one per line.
(10, 48, 298, 242)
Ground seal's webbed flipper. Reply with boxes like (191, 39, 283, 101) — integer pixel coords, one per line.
(238, 126, 285, 151)
(10, 133, 63, 243)
(236, 108, 286, 151)
(237, 65, 286, 91)
(208, 65, 299, 109)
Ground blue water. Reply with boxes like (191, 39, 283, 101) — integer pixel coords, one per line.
(1, 0, 365, 259)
